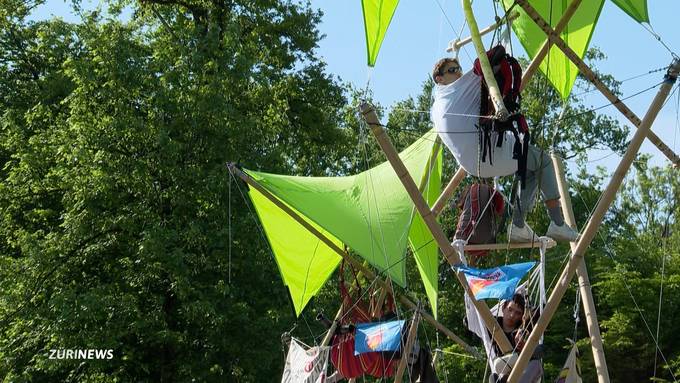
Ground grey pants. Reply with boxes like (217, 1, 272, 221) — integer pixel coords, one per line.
(489, 360, 544, 383)
(516, 145, 559, 219)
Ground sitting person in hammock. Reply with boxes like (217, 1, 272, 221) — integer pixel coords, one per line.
(490, 294, 543, 383)
(430, 57, 579, 243)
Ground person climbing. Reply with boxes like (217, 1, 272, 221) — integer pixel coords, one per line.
(489, 294, 543, 383)
(430, 57, 579, 243)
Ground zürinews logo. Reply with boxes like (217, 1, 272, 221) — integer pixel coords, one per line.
(48, 349, 114, 360)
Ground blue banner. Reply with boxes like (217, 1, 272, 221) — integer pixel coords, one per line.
(458, 261, 536, 300)
(353, 320, 405, 355)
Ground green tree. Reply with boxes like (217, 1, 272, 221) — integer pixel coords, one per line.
(0, 1, 352, 381)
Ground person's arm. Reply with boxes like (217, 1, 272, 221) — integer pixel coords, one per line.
(515, 308, 540, 352)
(513, 329, 526, 351)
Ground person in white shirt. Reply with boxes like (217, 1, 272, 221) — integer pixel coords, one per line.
(431, 57, 578, 242)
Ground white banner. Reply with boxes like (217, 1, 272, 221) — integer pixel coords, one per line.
(555, 343, 581, 383)
(281, 339, 330, 383)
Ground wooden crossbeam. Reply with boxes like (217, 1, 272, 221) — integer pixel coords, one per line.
(463, 238, 556, 251)
(447, 11, 520, 53)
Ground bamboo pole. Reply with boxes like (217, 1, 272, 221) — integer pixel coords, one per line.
(371, 281, 389, 318)
(320, 304, 344, 347)
(398, 296, 482, 359)
(461, 0, 509, 121)
(360, 103, 513, 353)
(447, 11, 520, 53)
(519, 0, 583, 92)
(228, 164, 478, 355)
(420, 141, 443, 194)
(395, 305, 422, 383)
(551, 153, 611, 383)
(464, 239, 555, 251)
(320, 266, 368, 347)
(432, 167, 466, 217)
(514, 0, 680, 166)
(506, 59, 680, 383)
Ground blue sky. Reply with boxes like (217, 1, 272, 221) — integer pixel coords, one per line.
(308, 0, 680, 171)
(34, 0, 680, 171)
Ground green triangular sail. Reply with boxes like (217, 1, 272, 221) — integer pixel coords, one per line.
(611, 0, 649, 23)
(503, 0, 605, 99)
(249, 188, 343, 316)
(362, 0, 400, 67)
(408, 147, 442, 318)
(247, 131, 441, 316)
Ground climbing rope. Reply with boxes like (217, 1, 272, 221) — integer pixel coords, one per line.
(572, 287, 581, 342)
(640, 22, 679, 61)
(228, 165, 233, 284)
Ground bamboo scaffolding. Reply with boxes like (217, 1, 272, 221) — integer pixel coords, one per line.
(514, 0, 680, 166)
(395, 303, 422, 383)
(464, 239, 555, 251)
(461, 0, 509, 121)
(360, 103, 514, 353)
(320, 266, 369, 347)
(431, 167, 466, 217)
(371, 282, 390, 318)
(227, 164, 479, 357)
(447, 11, 520, 53)
(551, 153, 611, 383)
(506, 59, 680, 383)
(519, 0, 583, 91)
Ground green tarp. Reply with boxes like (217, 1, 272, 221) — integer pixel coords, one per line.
(362, 0, 400, 67)
(504, 0, 605, 100)
(249, 188, 343, 316)
(611, 0, 649, 23)
(407, 148, 442, 318)
(247, 131, 441, 316)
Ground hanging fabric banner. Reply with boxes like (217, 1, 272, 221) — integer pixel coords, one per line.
(354, 320, 405, 355)
(281, 339, 330, 383)
(457, 261, 536, 300)
(555, 342, 582, 383)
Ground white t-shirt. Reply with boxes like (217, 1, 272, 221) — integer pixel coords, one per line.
(431, 71, 518, 178)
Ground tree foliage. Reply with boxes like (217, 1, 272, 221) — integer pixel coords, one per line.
(1, 0, 350, 381)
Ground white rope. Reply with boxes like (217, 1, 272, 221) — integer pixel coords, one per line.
(228, 166, 232, 284)
(435, 348, 476, 358)
(653, 245, 666, 379)
(674, 83, 680, 153)
(640, 22, 679, 60)
(572, 287, 581, 342)
(391, 107, 494, 119)
(452, 239, 467, 265)
(654, 196, 673, 378)
(539, 239, 547, 314)
(538, 238, 547, 345)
